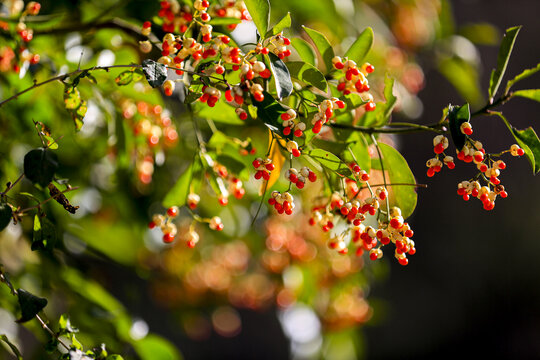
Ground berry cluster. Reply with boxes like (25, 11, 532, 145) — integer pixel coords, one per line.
(268, 191, 295, 215)
(285, 166, 316, 189)
(426, 135, 454, 177)
(148, 206, 223, 247)
(0, 1, 41, 73)
(121, 101, 179, 184)
(311, 98, 346, 134)
(252, 158, 275, 180)
(332, 57, 375, 112)
(281, 109, 306, 137)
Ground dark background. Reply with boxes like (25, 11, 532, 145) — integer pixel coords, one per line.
(365, 0, 540, 358)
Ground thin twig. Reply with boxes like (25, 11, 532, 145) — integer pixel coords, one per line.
(330, 121, 445, 135)
(1, 174, 24, 196)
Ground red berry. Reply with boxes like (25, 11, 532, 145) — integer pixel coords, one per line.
(365, 102, 376, 112)
(398, 257, 409, 266)
(252, 159, 261, 168)
(163, 233, 175, 243)
(167, 206, 179, 217)
(265, 163, 275, 171)
(148, 221, 156, 229)
(292, 149, 301, 157)
(283, 126, 291, 136)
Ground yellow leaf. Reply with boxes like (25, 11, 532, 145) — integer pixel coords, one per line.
(259, 130, 286, 195)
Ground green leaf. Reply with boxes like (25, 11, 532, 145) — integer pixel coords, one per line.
(291, 38, 316, 66)
(251, 91, 287, 130)
(438, 57, 483, 107)
(43, 135, 58, 150)
(493, 112, 540, 174)
(286, 61, 327, 91)
(268, 53, 293, 99)
(361, 76, 396, 127)
(133, 335, 183, 360)
(506, 63, 540, 93)
(373, 143, 417, 219)
(302, 26, 335, 72)
(64, 86, 82, 110)
(115, 70, 134, 86)
(142, 59, 168, 88)
(348, 133, 371, 172)
(24, 148, 59, 187)
(195, 97, 244, 124)
(488, 26, 521, 101)
(344, 27, 373, 64)
(208, 17, 241, 26)
(448, 103, 470, 150)
(270, 12, 291, 36)
(32, 214, 56, 251)
(0, 334, 23, 360)
(459, 23, 499, 45)
(0, 203, 12, 231)
(16, 288, 48, 323)
(512, 89, 540, 103)
(106, 355, 125, 360)
(163, 160, 201, 208)
(243, 0, 270, 37)
(308, 149, 351, 176)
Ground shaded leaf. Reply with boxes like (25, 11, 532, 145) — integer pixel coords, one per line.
(16, 289, 48, 323)
(488, 26, 521, 101)
(270, 12, 291, 36)
(251, 91, 287, 130)
(24, 148, 59, 187)
(439, 57, 483, 107)
(373, 143, 417, 219)
(493, 112, 540, 174)
(0, 335, 23, 360)
(0, 203, 12, 231)
(506, 63, 540, 93)
(448, 103, 470, 150)
(459, 23, 499, 45)
(291, 38, 316, 66)
(133, 335, 183, 360)
(32, 215, 57, 251)
(142, 59, 168, 88)
(302, 26, 335, 72)
(243, 0, 270, 37)
(268, 53, 293, 99)
(286, 61, 327, 91)
(344, 27, 373, 64)
(512, 89, 540, 103)
(216, 155, 245, 175)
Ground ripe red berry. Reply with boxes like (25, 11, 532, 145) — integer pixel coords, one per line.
(167, 206, 179, 217)
(163, 233, 175, 243)
(365, 102, 376, 112)
(148, 221, 156, 229)
(398, 257, 409, 266)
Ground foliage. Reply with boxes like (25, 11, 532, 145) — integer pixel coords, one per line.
(0, 0, 539, 359)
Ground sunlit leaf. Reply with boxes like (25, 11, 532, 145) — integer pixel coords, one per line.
(286, 61, 327, 91)
(270, 12, 291, 36)
(133, 335, 183, 360)
(512, 89, 540, 103)
(163, 159, 201, 208)
(488, 26, 521, 101)
(348, 133, 371, 172)
(506, 63, 540, 93)
(115, 70, 134, 86)
(302, 25, 335, 72)
(243, 0, 270, 37)
(493, 112, 540, 174)
(344, 27, 373, 64)
(291, 38, 316, 66)
(195, 97, 244, 124)
(439, 57, 483, 107)
(208, 17, 241, 26)
(372, 143, 417, 219)
(260, 131, 285, 194)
